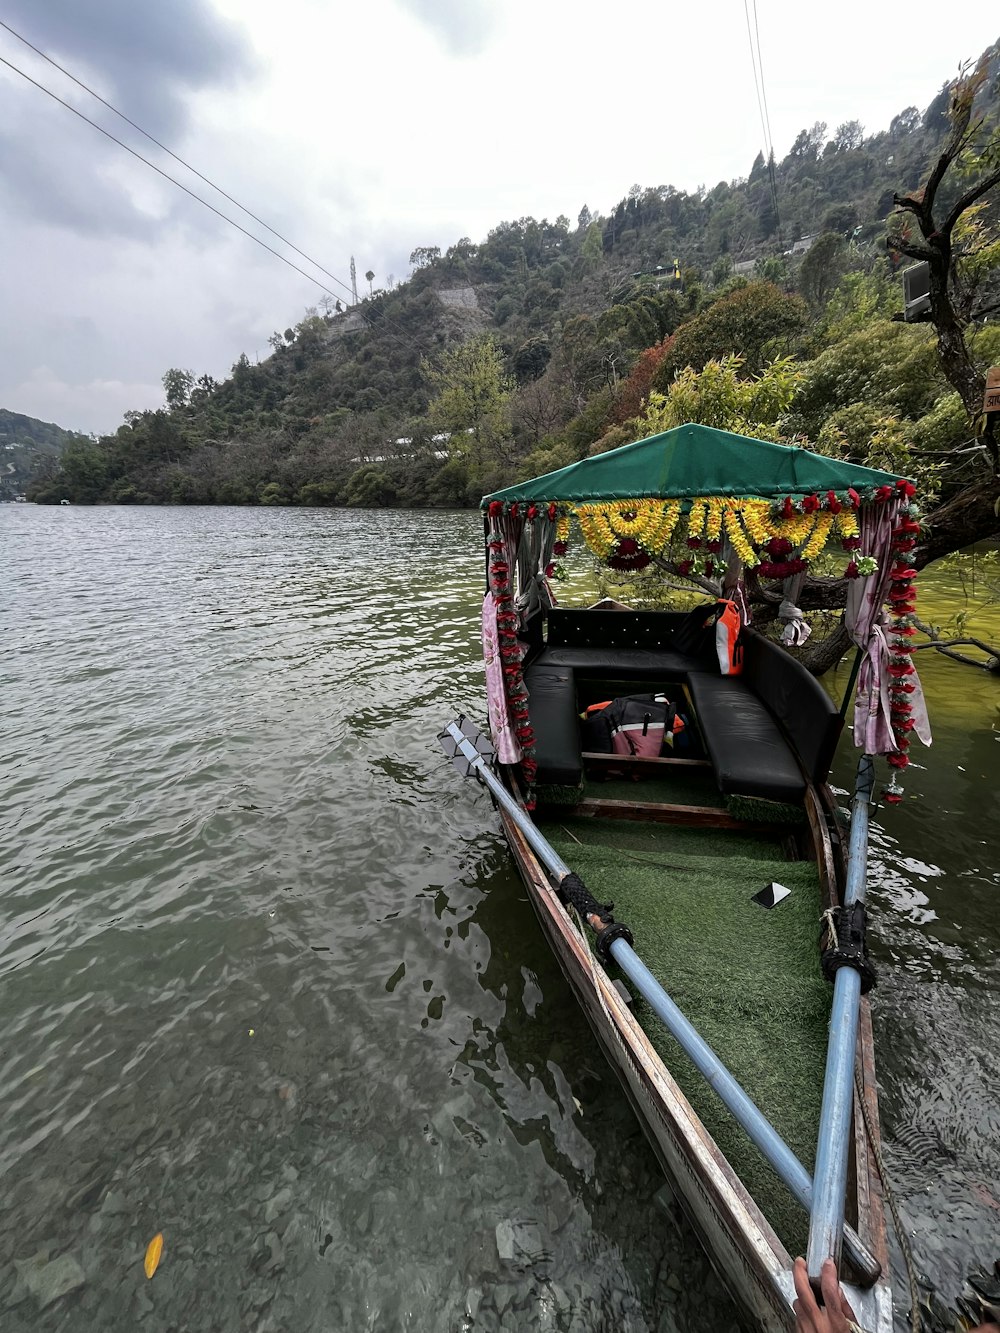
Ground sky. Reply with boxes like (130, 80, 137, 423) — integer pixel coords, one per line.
(0, 1, 997, 436)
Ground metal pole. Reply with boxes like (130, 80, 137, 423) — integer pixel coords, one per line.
(806, 754, 875, 1281)
(442, 723, 881, 1284)
(839, 647, 863, 720)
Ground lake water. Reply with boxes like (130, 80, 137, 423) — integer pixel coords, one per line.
(1, 505, 997, 1332)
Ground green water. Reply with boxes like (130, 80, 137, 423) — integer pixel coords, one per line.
(1, 505, 997, 1331)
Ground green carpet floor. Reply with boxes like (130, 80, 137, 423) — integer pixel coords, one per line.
(545, 821, 829, 1255)
(583, 766, 725, 808)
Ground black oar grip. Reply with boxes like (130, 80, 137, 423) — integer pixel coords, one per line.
(558, 872, 634, 963)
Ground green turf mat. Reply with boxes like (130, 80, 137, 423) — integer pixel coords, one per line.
(584, 767, 725, 808)
(545, 831, 828, 1254)
(539, 816, 787, 863)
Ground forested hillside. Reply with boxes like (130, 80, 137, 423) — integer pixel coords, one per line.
(0, 409, 86, 501)
(30, 40, 999, 532)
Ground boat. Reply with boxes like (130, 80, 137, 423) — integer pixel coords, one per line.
(441, 423, 932, 1332)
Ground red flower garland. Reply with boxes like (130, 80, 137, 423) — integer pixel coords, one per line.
(487, 517, 538, 809)
(883, 497, 921, 803)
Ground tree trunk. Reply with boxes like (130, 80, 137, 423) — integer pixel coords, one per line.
(916, 476, 1000, 566)
(798, 621, 853, 677)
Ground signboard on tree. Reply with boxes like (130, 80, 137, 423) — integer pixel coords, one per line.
(985, 367, 1000, 415)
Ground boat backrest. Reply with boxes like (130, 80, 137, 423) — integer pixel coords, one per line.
(741, 630, 843, 785)
(546, 609, 688, 651)
(519, 607, 546, 663)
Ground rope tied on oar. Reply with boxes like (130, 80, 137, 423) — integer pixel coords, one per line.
(820, 902, 878, 994)
(557, 871, 634, 964)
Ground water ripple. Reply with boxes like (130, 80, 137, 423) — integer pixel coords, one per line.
(1, 506, 734, 1332)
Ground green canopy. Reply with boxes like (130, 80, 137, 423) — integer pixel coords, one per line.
(482, 423, 904, 506)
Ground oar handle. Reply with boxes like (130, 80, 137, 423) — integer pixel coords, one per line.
(806, 755, 875, 1281)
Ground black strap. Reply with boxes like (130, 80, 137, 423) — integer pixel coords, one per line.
(558, 872, 635, 964)
(820, 901, 877, 994)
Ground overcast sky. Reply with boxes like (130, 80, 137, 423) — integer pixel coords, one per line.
(1, 1, 996, 436)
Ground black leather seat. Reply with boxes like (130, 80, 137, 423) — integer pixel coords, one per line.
(523, 662, 584, 787)
(521, 614, 842, 803)
(741, 631, 842, 786)
(540, 646, 698, 677)
(686, 672, 807, 803)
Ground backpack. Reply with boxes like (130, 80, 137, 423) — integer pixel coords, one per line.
(603, 693, 686, 758)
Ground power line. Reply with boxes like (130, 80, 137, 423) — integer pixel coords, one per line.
(741, 0, 781, 242)
(0, 16, 362, 308)
(751, 0, 782, 243)
(0, 25, 492, 383)
(742, 0, 770, 161)
(752, 0, 776, 165)
(0, 50, 351, 302)
(0, 21, 452, 370)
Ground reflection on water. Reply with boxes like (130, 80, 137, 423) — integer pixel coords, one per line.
(827, 623, 1000, 1313)
(1, 505, 996, 1331)
(1, 507, 731, 1332)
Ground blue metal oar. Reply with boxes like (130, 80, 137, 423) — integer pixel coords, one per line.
(806, 754, 876, 1281)
(439, 718, 881, 1285)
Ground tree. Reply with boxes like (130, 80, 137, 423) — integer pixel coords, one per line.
(365, 269, 375, 297)
(513, 336, 551, 385)
(163, 368, 194, 410)
(833, 120, 864, 152)
(625, 354, 803, 443)
(409, 246, 440, 269)
(887, 52, 1000, 469)
(888, 107, 919, 139)
(577, 205, 592, 230)
(798, 232, 846, 309)
(652, 282, 808, 385)
(424, 335, 515, 465)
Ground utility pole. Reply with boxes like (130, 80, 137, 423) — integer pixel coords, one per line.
(350, 256, 358, 306)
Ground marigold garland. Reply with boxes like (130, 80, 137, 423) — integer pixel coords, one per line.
(575, 499, 681, 564)
(686, 498, 708, 542)
(705, 497, 725, 545)
(801, 511, 835, 560)
(722, 505, 757, 566)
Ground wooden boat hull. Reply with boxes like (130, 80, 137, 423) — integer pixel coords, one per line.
(497, 795, 893, 1333)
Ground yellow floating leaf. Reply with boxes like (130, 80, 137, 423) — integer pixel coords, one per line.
(144, 1232, 163, 1279)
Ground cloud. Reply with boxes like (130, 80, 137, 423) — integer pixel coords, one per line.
(3, 367, 164, 436)
(391, 0, 500, 56)
(0, 0, 258, 239)
(1, 0, 256, 138)
(0, 112, 167, 239)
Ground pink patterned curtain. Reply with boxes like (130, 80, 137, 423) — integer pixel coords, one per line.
(482, 507, 532, 772)
(845, 499, 931, 757)
(482, 593, 521, 764)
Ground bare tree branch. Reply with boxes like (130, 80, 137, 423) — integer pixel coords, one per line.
(943, 165, 1000, 236)
(885, 230, 934, 262)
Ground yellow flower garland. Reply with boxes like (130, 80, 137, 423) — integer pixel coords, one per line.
(772, 511, 815, 546)
(557, 493, 857, 571)
(574, 500, 680, 560)
(686, 498, 708, 541)
(722, 506, 757, 566)
(737, 500, 772, 547)
(801, 510, 834, 560)
(833, 509, 859, 540)
(705, 497, 725, 544)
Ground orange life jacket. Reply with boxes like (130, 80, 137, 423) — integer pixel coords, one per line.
(713, 599, 744, 676)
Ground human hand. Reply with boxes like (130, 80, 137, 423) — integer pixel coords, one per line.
(793, 1257, 860, 1333)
